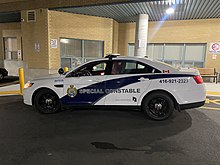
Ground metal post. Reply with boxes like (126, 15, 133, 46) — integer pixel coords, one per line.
(19, 68, 24, 94)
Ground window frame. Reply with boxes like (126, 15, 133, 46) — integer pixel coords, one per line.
(3, 37, 22, 61)
(60, 38, 104, 69)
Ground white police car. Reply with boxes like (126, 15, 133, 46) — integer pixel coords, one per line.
(23, 55, 206, 120)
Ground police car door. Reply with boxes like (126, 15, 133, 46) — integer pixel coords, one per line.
(61, 60, 108, 106)
(104, 60, 152, 106)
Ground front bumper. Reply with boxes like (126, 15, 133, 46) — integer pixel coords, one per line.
(23, 88, 33, 106)
(179, 100, 205, 110)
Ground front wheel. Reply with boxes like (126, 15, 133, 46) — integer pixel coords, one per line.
(142, 92, 174, 120)
(34, 89, 61, 114)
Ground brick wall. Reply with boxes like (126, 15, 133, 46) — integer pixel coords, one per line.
(48, 10, 115, 70)
(21, 9, 49, 70)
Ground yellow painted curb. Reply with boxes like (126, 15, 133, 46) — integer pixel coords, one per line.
(0, 90, 21, 95)
(205, 98, 210, 104)
(200, 106, 220, 111)
(206, 91, 220, 96)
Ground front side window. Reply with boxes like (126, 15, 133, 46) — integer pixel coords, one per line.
(111, 60, 161, 75)
(66, 60, 108, 77)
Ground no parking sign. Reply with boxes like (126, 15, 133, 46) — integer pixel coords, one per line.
(209, 42, 220, 54)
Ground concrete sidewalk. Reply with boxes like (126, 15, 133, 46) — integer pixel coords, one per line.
(0, 84, 20, 96)
(0, 83, 220, 97)
(205, 83, 220, 96)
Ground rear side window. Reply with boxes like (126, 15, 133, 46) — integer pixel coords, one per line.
(111, 60, 161, 75)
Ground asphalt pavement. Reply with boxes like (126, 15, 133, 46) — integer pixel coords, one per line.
(0, 95, 220, 165)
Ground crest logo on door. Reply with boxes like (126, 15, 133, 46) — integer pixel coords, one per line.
(67, 85, 77, 98)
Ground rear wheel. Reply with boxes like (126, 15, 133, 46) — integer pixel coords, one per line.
(142, 92, 174, 120)
(34, 89, 61, 114)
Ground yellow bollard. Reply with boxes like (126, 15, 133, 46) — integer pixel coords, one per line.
(64, 67, 69, 72)
(19, 68, 24, 94)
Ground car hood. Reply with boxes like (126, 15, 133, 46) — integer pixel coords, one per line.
(31, 74, 65, 82)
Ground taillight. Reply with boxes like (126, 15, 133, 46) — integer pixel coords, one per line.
(193, 75, 203, 84)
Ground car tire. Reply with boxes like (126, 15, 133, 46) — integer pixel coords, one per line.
(0, 73, 4, 81)
(34, 89, 61, 114)
(142, 92, 174, 121)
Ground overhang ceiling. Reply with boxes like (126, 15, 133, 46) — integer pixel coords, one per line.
(0, 0, 155, 13)
(53, 0, 220, 23)
(0, 0, 219, 23)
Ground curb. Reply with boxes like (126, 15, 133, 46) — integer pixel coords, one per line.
(206, 91, 220, 96)
(0, 90, 21, 95)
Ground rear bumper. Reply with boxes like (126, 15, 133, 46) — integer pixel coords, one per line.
(179, 100, 205, 110)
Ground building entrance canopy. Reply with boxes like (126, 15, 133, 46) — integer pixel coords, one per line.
(54, 0, 220, 23)
(1, 0, 220, 23)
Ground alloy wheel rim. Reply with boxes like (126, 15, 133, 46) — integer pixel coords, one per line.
(39, 93, 58, 111)
(148, 97, 169, 118)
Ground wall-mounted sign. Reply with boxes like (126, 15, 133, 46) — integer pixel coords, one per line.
(35, 43, 40, 52)
(137, 39, 146, 48)
(209, 42, 220, 54)
(17, 50, 22, 59)
(50, 39, 58, 48)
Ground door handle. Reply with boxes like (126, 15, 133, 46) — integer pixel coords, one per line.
(138, 77, 149, 81)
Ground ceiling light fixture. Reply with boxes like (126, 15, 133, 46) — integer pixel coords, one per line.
(166, 7, 175, 14)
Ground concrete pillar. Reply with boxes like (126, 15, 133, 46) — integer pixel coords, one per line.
(134, 14, 149, 57)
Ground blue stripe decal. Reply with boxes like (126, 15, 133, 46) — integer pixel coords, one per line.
(61, 74, 194, 105)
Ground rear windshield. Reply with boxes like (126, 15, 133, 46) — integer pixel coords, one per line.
(153, 60, 179, 71)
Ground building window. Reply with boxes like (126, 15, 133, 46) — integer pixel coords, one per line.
(60, 38, 104, 69)
(84, 40, 103, 62)
(129, 43, 206, 68)
(3, 37, 22, 61)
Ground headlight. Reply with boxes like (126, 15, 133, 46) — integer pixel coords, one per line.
(24, 81, 34, 88)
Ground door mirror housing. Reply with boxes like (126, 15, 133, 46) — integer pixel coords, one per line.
(58, 68, 64, 75)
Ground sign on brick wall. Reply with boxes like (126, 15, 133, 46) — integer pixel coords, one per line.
(51, 39, 58, 49)
(209, 42, 220, 54)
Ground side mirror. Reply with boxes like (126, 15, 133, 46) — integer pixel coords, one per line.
(58, 68, 64, 75)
